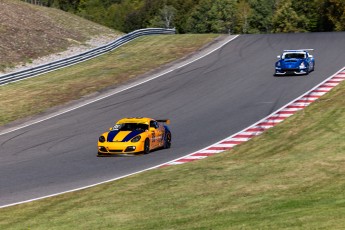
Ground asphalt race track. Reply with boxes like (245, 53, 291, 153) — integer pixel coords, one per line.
(1, 32, 345, 207)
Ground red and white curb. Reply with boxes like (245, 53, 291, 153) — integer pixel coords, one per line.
(160, 68, 345, 167)
(2, 69, 344, 209)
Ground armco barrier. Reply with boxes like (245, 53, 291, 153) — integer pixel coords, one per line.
(0, 28, 175, 86)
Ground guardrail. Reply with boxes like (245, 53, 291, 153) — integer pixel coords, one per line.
(0, 28, 176, 86)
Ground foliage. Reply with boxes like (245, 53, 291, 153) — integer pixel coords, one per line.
(271, 0, 308, 33)
(21, 0, 345, 33)
(236, 0, 252, 33)
(326, 0, 345, 31)
(149, 5, 177, 28)
(77, 0, 107, 24)
(246, 0, 275, 33)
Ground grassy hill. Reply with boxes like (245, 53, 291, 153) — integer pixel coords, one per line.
(0, 0, 120, 72)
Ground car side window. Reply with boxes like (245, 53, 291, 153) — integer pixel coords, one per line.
(150, 121, 159, 129)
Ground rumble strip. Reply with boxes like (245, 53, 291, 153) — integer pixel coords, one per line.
(160, 67, 345, 167)
(2, 68, 344, 209)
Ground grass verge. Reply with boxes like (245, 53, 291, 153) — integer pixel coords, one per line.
(0, 34, 345, 229)
(0, 34, 218, 126)
(1, 70, 345, 228)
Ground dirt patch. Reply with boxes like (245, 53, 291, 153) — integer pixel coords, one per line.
(0, 0, 121, 73)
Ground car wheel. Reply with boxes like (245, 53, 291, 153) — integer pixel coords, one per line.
(97, 152, 105, 157)
(164, 132, 171, 149)
(143, 139, 150, 154)
(305, 67, 310, 75)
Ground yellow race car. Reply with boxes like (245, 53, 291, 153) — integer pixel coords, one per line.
(97, 117, 171, 156)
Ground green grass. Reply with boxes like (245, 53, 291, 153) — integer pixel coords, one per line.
(2, 81, 345, 229)
(0, 34, 218, 126)
(1, 35, 345, 229)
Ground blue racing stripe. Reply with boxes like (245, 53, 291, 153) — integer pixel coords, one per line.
(122, 130, 145, 142)
(107, 130, 120, 142)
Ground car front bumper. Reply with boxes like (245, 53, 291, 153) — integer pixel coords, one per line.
(97, 141, 144, 156)
(275, 68, 308, 75)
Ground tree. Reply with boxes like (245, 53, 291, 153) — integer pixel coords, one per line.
(209, 0, 237, 33)
(185, 0, 212, 33)
(237, 0, 252, 33)
(186, 0, 237, 33)
(291, 0, 319, 32)
(150, 5, 177, 28)
(77, 0, 107, 24)
(271, 0, 308, 33)
(168, 0, 201, 33)
(52, 0, 81, 12)
(20, 0, 345, 33)
(106, 0, 144, 32)
(161, 5, 177, 28)
(247, 0, 276, 33)
(124, 10, 144, 32)
(326, 0, 345, 31)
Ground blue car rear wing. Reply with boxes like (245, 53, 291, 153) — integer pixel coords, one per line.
(283, 49, 314, 52)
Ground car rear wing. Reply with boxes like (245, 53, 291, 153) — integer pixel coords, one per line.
(156, 119, 170, 125)
(284, 49, 314, 52)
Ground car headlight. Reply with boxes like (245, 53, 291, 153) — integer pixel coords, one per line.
(131, 135, 141, 142)
(299, 62, 306, 69)
(276, 62, 281, 67)
(99, 136, 105, 143)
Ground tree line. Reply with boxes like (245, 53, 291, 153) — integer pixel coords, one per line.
(22, 0, 345, 33)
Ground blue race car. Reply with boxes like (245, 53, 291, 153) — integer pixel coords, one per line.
(275, 49, 315, 76)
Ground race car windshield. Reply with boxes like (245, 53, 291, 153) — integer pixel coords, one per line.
(283, 53, 306, 59)
(113, 123, 148, 131)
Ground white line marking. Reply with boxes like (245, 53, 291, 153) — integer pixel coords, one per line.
(161, 67, 345, 168)
(228, 137, 252, 142)
(280, 108, 303, 112)
(236, 131, 263, 136)
(309, 91, 327, 96)
(290, 102, 312, 107)
(270, 114, 293, 118)
(213, 143, 238, 148)
(0, 35, 240, 136)
(0, 35, 240, 208)
(1, 51, 344, 210)
(323, 83, 339, 87)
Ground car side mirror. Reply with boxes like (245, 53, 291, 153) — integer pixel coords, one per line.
(277, 55, 281, 59)
(109, 127, 113, 131)
(309, 55, 313, 58)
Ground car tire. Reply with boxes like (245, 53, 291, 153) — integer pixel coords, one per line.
(305, 66, 310, 75)
(143, 139, 150, 154)
(97, 152, 105, 157)
(164, 132, 171, 149)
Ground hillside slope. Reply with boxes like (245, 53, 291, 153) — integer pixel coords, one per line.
(0, 0, 121, 73)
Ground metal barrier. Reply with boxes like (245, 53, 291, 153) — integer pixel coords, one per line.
(0, 28, 175, 86)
